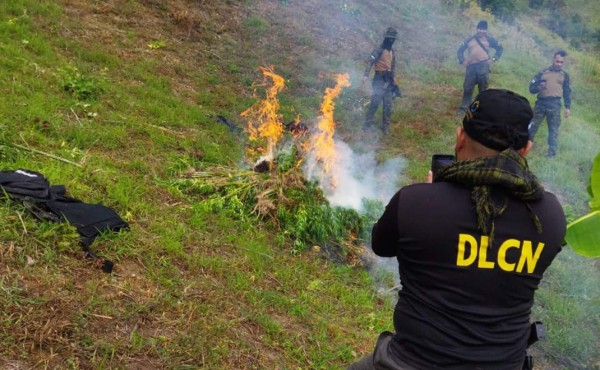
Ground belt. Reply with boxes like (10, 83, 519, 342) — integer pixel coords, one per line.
(467, 60, 489, 66)
(537, 96, 561, 102)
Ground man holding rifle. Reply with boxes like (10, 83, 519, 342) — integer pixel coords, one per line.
(363, 26, 401, 133)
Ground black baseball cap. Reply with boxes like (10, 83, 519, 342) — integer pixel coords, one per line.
(462, 89, 533, 151)
(477, 20, 488, 30)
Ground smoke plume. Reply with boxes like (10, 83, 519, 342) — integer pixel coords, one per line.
(303, 138, 404, 211)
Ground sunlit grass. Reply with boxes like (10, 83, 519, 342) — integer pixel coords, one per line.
(0, 0, 598, 368)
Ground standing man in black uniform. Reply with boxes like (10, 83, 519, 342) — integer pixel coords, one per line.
(528, 50, 572, 158)
(363, 27, 400, 133)
(348, 89, 566, 370)
(457, 20, 503, 111)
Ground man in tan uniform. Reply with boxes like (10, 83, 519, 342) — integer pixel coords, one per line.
(528, 50, 572, 158)
(363, 27, 400, 133)
(457, 20, 503, 111)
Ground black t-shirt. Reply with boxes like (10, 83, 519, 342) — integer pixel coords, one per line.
(372, 182, 566, 370)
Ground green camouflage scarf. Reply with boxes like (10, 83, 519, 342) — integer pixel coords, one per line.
(436, 148, 544, 243)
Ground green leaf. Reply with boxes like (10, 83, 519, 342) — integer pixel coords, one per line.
(565, 211, 600, 258)
(591, 198, 600, 211)
(590, 152, 600, 210)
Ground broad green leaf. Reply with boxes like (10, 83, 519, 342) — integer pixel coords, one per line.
(565, 211, 600, 258)
(590, 153, 600, 210)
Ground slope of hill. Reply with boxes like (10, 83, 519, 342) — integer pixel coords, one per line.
(0, 0, 598, 369)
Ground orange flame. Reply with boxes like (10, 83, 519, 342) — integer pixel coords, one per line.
(241, 66, 286, 167)
(311, 73, 350, 188)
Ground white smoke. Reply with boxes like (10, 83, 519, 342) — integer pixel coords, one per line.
(303, 138, 405, 211)
(303, 136, 404, 300)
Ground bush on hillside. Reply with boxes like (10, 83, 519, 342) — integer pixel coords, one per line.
(478, 0, 517, 23)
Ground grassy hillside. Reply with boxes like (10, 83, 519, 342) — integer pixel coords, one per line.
(0, 0, 598, 369)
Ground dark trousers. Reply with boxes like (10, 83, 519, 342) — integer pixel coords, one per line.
(347, 332, 415, 370)
(365, 73, 394, 131)
(529, 99, 562, 157)
(348, 331, 525, 370)
(460, 61, 489, 109)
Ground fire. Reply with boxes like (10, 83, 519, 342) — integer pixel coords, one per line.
(240, 68, 351, 184)
(311, 73, 350, 188)
(241, 66, 286, 168)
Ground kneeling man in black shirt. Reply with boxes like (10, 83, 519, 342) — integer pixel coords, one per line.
(348, 89, 566, 370)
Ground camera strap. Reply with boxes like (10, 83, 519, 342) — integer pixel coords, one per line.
(474, 36, 490, 60)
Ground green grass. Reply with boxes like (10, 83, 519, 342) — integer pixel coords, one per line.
(0, 0, 598, 368)
(532, 248, 600, 368)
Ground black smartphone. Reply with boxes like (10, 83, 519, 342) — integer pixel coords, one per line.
(431, 154, 455, 180)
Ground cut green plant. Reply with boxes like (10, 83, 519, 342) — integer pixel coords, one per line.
(165, 149, 366, 257)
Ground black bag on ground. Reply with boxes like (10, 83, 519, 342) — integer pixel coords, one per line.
(46, 194, 129, 247)
(0, 169, 52, 200)
(0, 169, 128, 273)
